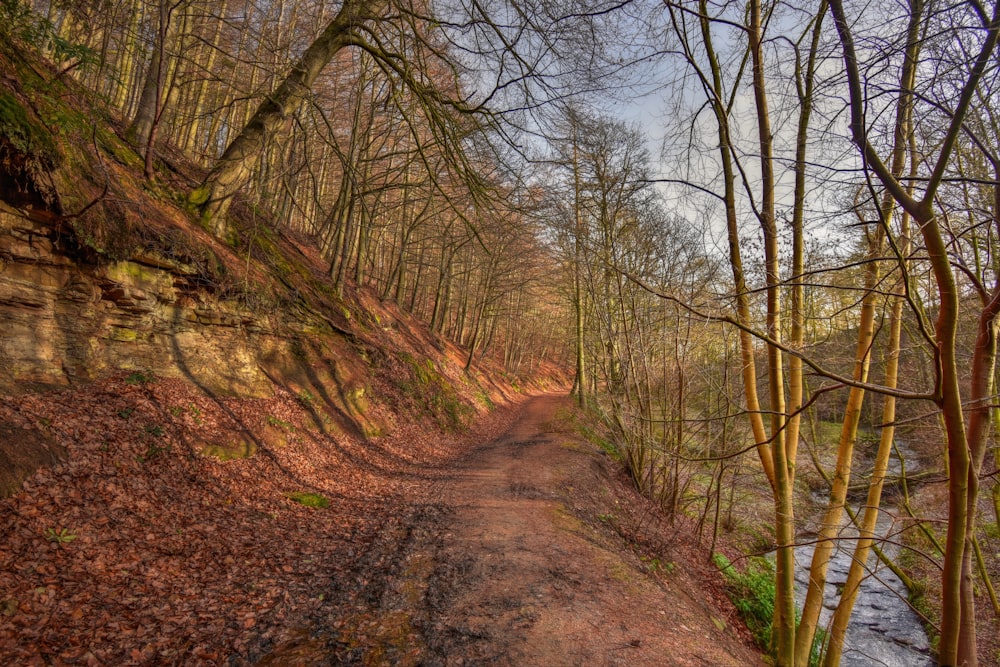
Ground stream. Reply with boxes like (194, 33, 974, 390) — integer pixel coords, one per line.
(794, 443, 934, 667)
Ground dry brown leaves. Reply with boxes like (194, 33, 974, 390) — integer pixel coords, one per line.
(0, 372, 525, 666)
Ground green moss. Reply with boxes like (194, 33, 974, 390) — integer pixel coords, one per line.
(110, 326, 139, 342)
(346, 385, 370, 416)
(266, 415, 295, 431)
(397, 354, 472, 430)
(201, 439, 258, 461)
(475, 389, 494, 410)
(0, 90, 60, 169)
(284, 491, 330, 509)
(188, 185, 210, 207)
(98, 126, 141, 168)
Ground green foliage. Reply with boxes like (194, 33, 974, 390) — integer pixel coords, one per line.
(0, 1, 96, 68)
(982, 521, 999, 541)
(640, 555, 674, 574)
(810, 627, 827, 667)
(896, 523, 941, 651)
(284, 491, 330, 509)
(713, 553, 775, 650)
(124, 370, 156, 385)
(713, 553, 827, 664)
(583, 423, 620, 460)
(44, 527, 76, 544)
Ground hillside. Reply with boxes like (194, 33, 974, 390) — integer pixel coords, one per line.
(0, 24, 765, 667)
(0, 24, 551, 484)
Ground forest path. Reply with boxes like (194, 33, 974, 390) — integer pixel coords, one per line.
(258, 394, 762, 666)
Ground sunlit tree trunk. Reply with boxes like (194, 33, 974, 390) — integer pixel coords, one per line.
(830, 0, 1000, 662)
(127, 0, 173, 155)
(190, 0, 387, 235)
(958, 165, 1000, 667)
(795, 223, 881, 663)
(745, 1, 797, 661)
(572, 119, 588, 409)
(820, 8, 920, 661)
(693, 0, 777, 492)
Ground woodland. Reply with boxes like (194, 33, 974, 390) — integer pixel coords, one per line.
(1, 0, 1000, 665)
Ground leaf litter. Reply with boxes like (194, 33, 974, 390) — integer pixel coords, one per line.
(0, 371, 522, 666)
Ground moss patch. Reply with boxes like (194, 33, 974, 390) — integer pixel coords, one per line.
(283, 491, 330, 509)
(0, 90, 59, 165)
(200, 437, 258, 461)
(398, 353, 473, 430)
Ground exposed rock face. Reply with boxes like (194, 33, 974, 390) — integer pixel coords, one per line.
(0, 203, 381, 490)
(0, 202, 381, 434)
(0, 203, 279, 396)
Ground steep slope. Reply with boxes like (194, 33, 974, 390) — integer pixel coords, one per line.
(0, 31, 558, 490)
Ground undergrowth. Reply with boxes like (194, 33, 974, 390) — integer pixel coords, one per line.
(712, 553, 825, 666)
(713, 553, 775, 650)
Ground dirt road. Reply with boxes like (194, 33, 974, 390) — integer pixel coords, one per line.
(259, 395, 762, 666)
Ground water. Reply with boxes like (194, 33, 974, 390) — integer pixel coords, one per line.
(795, 440, 934, 667)
(794, 534, 933, 667)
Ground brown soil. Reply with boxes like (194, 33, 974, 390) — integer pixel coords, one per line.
(259, 394, 764, 666)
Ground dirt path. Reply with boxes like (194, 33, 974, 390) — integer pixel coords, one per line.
(260, 395, 763, 666)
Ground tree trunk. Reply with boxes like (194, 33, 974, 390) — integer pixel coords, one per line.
(829, 1, 1000, 662)
(573, 123, 588, 409)
(127, 0, 171, 155)
(189, 0, 385, 236)
(695, 0, 776, 493)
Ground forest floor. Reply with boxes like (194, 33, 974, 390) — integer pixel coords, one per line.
(0, 378, 763, 666)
